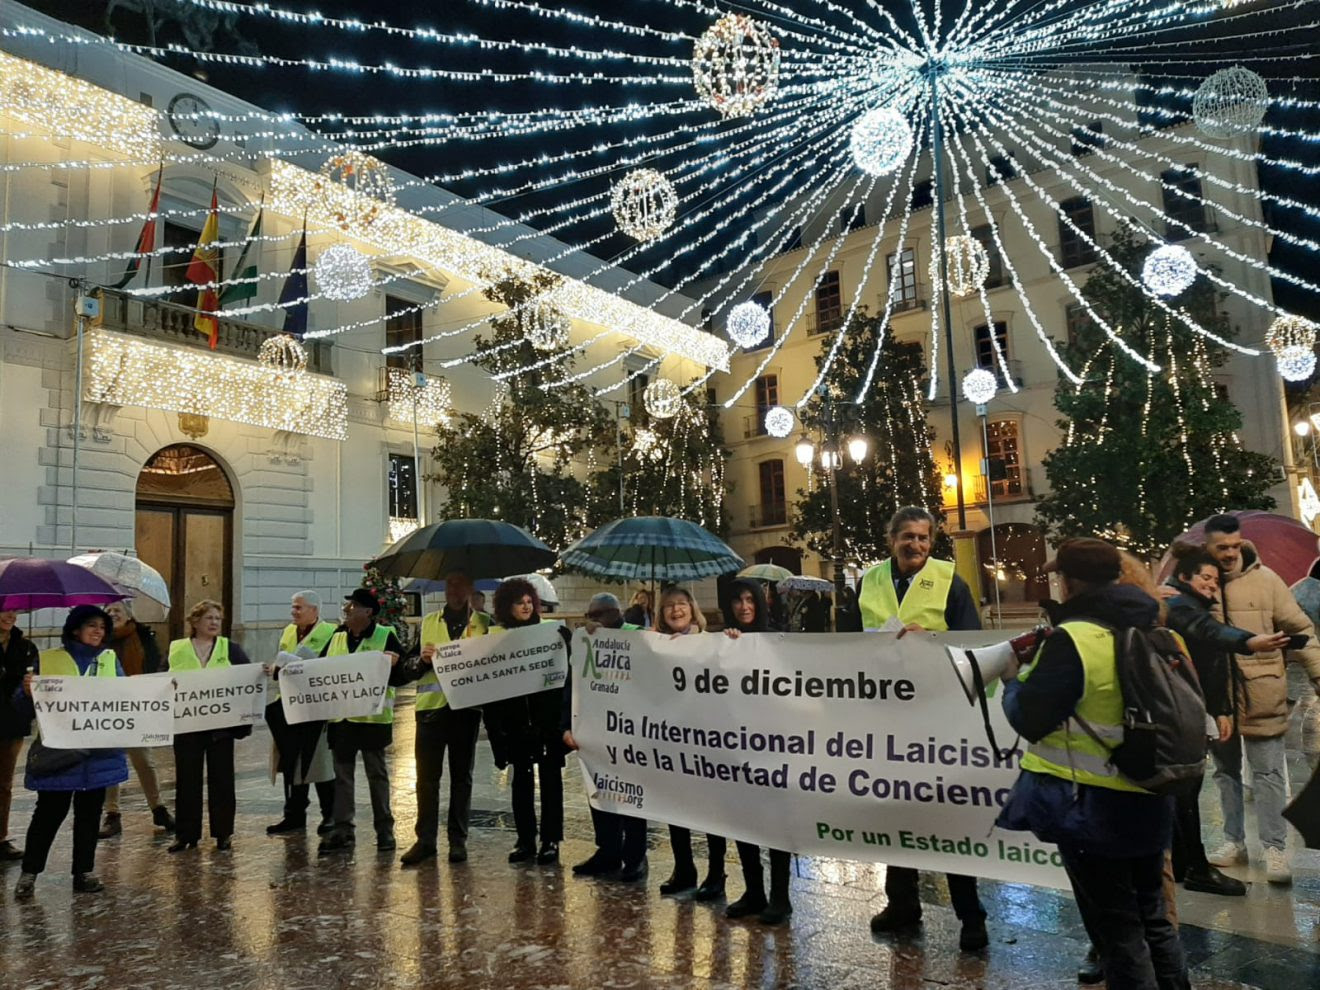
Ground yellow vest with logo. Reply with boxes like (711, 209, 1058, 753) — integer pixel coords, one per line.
(1017, 620, 1147, 794)
(39, 648, 118, 678)
(326, 623, 396, 724)
(858, 558, 955, 631)
(168, 637, 231, 671)
(415, 610, 491, 711)
(274, 621, 339, 702)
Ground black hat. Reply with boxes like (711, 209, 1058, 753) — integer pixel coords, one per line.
(1043, 537, 1122, 584)
(344, 588, 381, 614)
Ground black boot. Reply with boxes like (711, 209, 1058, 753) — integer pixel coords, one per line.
(152, 805, 176, 832)
(727, 842, 766, 918)
(659, 867, 697, 895)
(759, 850, 792, 925)
(97, 813, 122, 839)
(692, 871, 726, 901)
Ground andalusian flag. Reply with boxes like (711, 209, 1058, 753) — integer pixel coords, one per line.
(110, 168, 162, 289)
(219, 203, 261, 307)
(186, 184, 221, 348)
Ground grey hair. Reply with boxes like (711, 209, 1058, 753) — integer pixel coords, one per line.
(108, 598, 135, 619)
(588, 592, 622, 611)
(887, 505, 937, 539)
(292, 591, 322, 609)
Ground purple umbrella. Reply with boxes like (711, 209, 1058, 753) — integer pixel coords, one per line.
(0, 557, 127, 611)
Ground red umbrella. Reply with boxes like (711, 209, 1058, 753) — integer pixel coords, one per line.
(1157, 511, 1320, 586)
(0, 557, 127, 611)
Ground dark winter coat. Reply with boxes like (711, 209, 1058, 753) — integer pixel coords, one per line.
(484, 621, 569, 769)
(1163, 577, 1251, 719)
(996, 583, 1175, 857)
(0, 626, 38, 739)
(15, 643, 129, 793)
(321, 623, 409, 753)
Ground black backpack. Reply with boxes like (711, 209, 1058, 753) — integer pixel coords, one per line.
(1072, 622, 1209, 796)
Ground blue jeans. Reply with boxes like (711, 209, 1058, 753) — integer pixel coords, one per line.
(1211, 733, 1287, 851)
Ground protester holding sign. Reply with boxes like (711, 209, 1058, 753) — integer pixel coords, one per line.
(859, 506, 988, 953)
(718, 578, 793, 924)
(13, 606, 128, 900)
(317, 588, 407, 855)
(484, 578, 567, 866)
(0, 608, 38, 864)
(166, 600, 252, 854)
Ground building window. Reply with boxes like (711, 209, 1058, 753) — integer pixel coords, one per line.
(812, 270, 843, 334)
(757, 459, 787, 527)
(161, 220, 220, 303)
(388, 452, 418, 520)
(746, 290, 775, 352)
(1064, 302, 1095, 348)
(627, 371, 651, 420)
(385, 295, 423, 372)
(986, 153, 1016, 186)
(910, 179, 933, 212)
(1058, 196, 1097, 269)
(970, 224, 1004, 289)
(974, 321, 1010, 381)
(1071, 120, 1105, 157)
(1161, 165, 1207, 239)
(887, 247, 920, 311)
(752, 374, 779, 436)
(984, 419, 1024, 499)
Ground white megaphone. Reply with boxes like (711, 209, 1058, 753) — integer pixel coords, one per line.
(945, 630, 1043, 705)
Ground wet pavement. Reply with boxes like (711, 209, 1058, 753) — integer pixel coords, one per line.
(4, 681, 1320, 990)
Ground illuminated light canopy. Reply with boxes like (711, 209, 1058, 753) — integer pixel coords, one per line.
(691, 13, 781, 119)
(1277, 345, 1317, 383)
(315, 149, 396, 232)
(643, 378, 682, 419)
(85, 329, 347, 440)
(385, 367, 451, 429)
(726, 301, 771, 348)
(939, 235, 990, 297)
(1193, 67, 1269, 140)
(257, 333, 308, 382)
(764, 404, 795, 438)
(313, 244, 373, 301)
(850, 107, 913, 177)
(1141, 244, 1198, 297)
(610, 168, 678, 241)
(521, 302, 571, 351)
(961, 368, 999, 405)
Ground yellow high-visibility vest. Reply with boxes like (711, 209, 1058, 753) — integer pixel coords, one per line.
(168, 637, 231, 671)
(415, 610, 490, 712)
(273, 621, 338, 702)
(39, 648, 118, 677)
(858, 557, 955, 631)
(326, 623, 396, 725)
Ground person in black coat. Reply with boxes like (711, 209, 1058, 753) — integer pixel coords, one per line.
(0, 609, 38, 861)
(1163, 545, 1288, 896)
(483, 578, 566, 865)
(719, 579, 794, 924)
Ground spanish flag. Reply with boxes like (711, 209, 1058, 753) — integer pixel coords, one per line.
(186, 184, 221, 348)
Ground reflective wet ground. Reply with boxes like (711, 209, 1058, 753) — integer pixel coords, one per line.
(4, 679, 1319, 990)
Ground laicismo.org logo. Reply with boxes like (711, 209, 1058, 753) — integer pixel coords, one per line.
(593, 771, 643, 809)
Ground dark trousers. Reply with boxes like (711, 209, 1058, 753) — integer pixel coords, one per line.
(733, 843, 792, 901)
(174, 732, 235, 843)
(511, 756, 563, 845)
(885, 866, 985, 922)
(414, 708, 481, 848)
(590, 806, 648, 867)
(1060, 845, 1190, 990)
(284, 780, 335, 824)
(668, 826, 726, 877)
(331, 742, 393, 839)
(1170, 781, 1209, 878)
(21, 788, 105, 876)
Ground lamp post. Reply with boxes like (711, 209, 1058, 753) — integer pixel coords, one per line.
(795, 388, 869, 629)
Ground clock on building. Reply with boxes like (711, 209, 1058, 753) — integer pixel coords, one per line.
(166, 92, 220, 150)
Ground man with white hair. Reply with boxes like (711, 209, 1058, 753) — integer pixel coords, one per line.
(266, 591, 339, 835)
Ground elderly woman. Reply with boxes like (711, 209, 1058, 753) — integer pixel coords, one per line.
(167, 599, 252, 853)
(13, 606, 128, 899)
(623, 590, 654, 630)
(652, 586, 729, 899)
(484, 578, 566, 865)
(99, 600, 173, 838)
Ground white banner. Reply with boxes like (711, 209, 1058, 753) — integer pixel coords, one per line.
(277, 651, 391, 724)
(570, 629, 1069, 889)
(162, 665, 269, 733)
(431, 622, 567, 709)
(32, 675, 174, 748)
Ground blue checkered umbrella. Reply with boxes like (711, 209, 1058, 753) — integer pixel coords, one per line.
(559, 516, 743, 583)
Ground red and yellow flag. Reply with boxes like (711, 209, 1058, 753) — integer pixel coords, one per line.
(186, 187, 221, 348)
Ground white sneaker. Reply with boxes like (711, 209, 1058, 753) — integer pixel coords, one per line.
(1264, 847, 1292, 884)
(1207, 841, 1247, 867)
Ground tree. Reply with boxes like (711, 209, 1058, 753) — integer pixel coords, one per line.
(1035, 225, 1276, 556)
(429, 271, 614, 552)
(360, 565, 410, 648)
(585, 389, 730, 535)
(790, 320, 946, 565)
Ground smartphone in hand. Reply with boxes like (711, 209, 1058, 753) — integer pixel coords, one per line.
(1286, 633, 1310, 650)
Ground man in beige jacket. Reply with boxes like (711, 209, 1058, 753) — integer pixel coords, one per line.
(1204, 514, 1320, 883)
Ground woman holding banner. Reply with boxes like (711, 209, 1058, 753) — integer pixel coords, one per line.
(719, 579, 794, 924)
(167, 600, 252, 854)
(652, 586, 729, 900)
(13, 605, 127, 899)
(484, 578, 566, 865)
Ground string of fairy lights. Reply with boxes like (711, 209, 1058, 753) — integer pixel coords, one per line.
(0, 0, 1317, 468)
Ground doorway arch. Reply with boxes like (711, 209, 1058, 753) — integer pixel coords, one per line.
(754, 545, 803, 574)
(134, 444, 235, 641)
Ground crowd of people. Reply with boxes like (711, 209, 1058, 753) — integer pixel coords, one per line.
(1, 507, 1318, 989)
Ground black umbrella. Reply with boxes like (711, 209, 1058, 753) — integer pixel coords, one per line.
(369, 519, 556, 581)
(1283, 761, 1320, 848)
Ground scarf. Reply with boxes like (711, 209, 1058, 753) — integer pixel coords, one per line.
(112, 621, 147, 676)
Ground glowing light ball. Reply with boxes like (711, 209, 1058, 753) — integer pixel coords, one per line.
(258, 333, 308, 382)
(643, 378, 682, 419)
(691, 14, 780, 119)
(1193, 67, 1269, 139)
(1277, 345, 1316, 383)
(611, 168, 678, 241)
(939, 235, 990, 297)
(315, 149, 396, 232)
(1265, 314, 1317, 356)
(313, 244, 373, 301)
(961, 368, 998, 405)
(850, 107, 913, 176)
(1141, 244, 1197, 297)
(764, 405, 794, 438)
(523, 302, 570, 351)
(726, 301, 771, 348)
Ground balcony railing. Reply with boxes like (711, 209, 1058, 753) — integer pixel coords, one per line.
(881, 293, 926, 315)
(749, 502, 789, 529)
(806, 311, 845, 336)
(97, 287, 332, 374)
